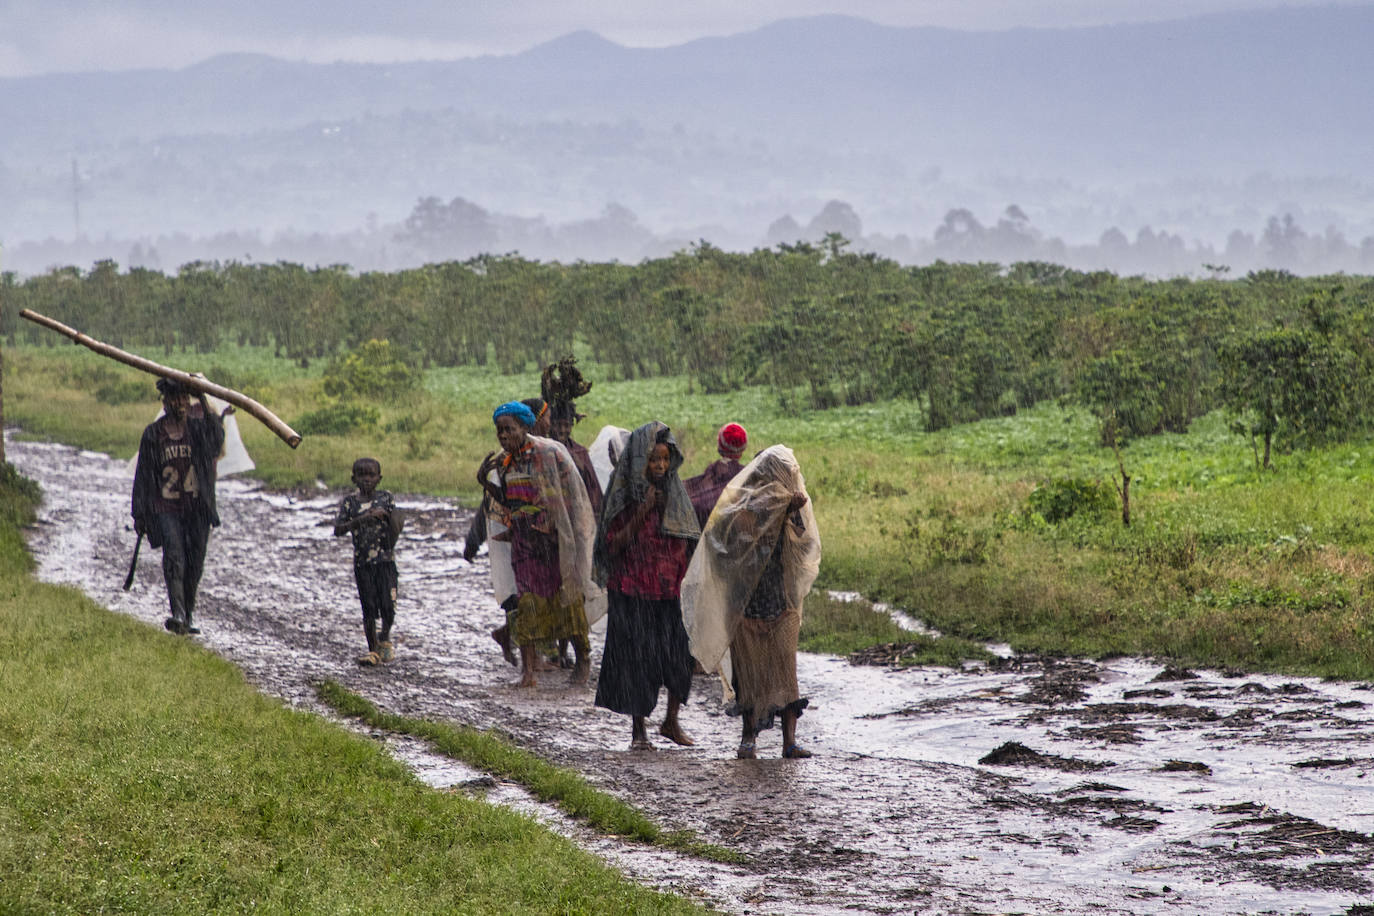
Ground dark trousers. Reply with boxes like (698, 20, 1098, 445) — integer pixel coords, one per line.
(157, 512, 210, 625)
(355, 562, 398, 652)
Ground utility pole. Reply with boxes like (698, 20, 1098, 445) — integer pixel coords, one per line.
(0, 257, 7, 465)
(72, 158, 81, 238)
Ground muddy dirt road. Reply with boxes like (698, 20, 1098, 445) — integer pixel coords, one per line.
(12, 433, 1374, 915)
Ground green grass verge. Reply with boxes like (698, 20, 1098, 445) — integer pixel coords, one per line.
(315, 681, 743, 865)
(0, 466, 708, 914)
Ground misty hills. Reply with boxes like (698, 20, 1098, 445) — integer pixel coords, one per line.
(5, 8, 1370, 174)
(2, 7, 1373, 273)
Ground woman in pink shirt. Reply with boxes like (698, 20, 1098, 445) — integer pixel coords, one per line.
(593, 421, 702, 751)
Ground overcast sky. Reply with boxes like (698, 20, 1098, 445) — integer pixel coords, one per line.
(0, 0, 1360, 77)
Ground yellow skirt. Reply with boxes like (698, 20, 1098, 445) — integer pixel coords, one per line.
(512, 592, 589, 646)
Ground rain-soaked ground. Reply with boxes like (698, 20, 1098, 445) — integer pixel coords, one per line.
(11, 431, 1374, 916)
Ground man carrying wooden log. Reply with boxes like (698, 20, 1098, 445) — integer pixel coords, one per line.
(131, 377, 233, 635)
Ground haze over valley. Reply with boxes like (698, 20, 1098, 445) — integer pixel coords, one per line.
(3, 7, 1372, 276)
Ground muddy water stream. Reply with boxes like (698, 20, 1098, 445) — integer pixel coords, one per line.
(12, 433, 1374, 915)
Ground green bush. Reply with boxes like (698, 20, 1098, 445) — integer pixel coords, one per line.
(295, 403, 380, 436)
(1027, 476, 1116, 523)
(94, 378, 148, 405)
(925, 514, 997, 565)
(322, 339, 419, 399)
(204, 364, 266, 396)
(899, 508, 998, 566)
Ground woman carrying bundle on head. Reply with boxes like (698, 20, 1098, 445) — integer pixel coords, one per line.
(681, 445, 821, 760)
(543, 357, 602, 515)
(477, 400, 602, 687)
(593, 421, 701, 751)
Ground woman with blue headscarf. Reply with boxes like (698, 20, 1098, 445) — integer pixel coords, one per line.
(478, 401, 604, 687)
(593, 420, 701, 750)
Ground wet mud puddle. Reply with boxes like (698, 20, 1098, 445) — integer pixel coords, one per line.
(11, 433, 1374, 916)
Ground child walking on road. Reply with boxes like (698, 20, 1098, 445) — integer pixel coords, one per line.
(334, 457, 403, 666)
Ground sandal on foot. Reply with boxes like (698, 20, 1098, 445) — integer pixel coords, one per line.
(357, 651, 381, 667)
(736, 741, 757, 760)
(378, 640, 394, 663)
(630, 737, 655, 752)
(783, 743, 813, 759)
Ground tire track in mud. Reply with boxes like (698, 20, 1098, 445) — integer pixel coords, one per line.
(12, 432, 1374, 916)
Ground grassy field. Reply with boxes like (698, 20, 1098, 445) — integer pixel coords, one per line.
(0, 465, 709, 914)
(8, 342, 1374, 680)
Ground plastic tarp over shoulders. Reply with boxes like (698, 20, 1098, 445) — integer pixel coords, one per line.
(520, 436, 607, 625)
(587, 425, 630, 496)
(680, 445, 820, 701)
(483, 468, 516, 606)
(124, 395, 254, 478)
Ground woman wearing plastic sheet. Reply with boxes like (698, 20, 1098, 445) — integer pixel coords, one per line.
(477, 400, 605, 688)
(593, 421, 701, 751)
(681, 445, 821, 759)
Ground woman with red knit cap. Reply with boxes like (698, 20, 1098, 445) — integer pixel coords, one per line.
(685, 422, 748, 528)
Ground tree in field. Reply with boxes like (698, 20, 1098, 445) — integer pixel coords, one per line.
(806, 200, 862, 243)
(1072, 350, 1167, 445)
(751, 295, 839, 408)
(396, 196, 496, 262)
(171, 261, 226, 355)
(932, 209, 985, 260)
(764, 215, 803, 247)
(659, 285, 736, 393)
(1068, 351, 1165, 526)
(1218, 325, 1357, 469)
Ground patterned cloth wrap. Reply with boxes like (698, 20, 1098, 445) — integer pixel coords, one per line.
(497, 434, 606, 627)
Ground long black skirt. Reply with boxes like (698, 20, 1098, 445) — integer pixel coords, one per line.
(594, 591, 694, 717)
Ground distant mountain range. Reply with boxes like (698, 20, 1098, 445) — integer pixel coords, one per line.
(2, 7, 1372, 272)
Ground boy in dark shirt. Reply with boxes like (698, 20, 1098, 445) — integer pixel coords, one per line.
(334, 457, 402, 666)
(131, 376, 229, 635)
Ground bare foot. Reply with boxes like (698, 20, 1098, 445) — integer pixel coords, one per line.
(513, 673, 538, 688)
(535, 656, 559, 672)
(659, 721, 695, 747)
(568, 659, 590, 686)
(630, 736, 655, 752)
(491, 627, 517, 667)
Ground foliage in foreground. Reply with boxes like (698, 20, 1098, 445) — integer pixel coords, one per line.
(0, 469, 705, 915)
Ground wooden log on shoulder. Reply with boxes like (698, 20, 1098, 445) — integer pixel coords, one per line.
(19, 308, 302, 448)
